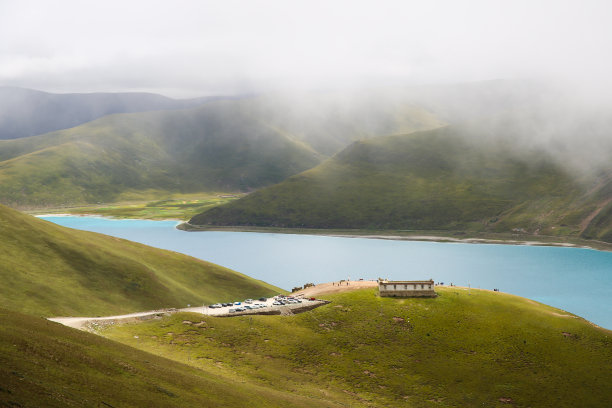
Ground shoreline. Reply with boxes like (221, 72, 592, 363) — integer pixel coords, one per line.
(178, 222, 612, 252)
(36, 213, 184, 223)
(329, 234, 590, 249)
(33, 213, 612, 252)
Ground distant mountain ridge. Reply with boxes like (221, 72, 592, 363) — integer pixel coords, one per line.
(0, 86, 217, 140)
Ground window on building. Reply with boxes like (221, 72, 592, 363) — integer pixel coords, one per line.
(421, 284, 424, 289)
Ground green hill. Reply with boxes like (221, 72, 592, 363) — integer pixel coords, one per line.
(0, 101, 323, 207)
(0, 308, 342, 408)
(0, 89, 443, 208)
(0, 204, 281, 317)
(189, 126, 612, 241)
(102, 287, 612, 407)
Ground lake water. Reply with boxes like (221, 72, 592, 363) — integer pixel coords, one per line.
(41, 216, 612, 330)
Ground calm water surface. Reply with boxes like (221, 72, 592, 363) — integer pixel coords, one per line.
(41, 216, 612, 329)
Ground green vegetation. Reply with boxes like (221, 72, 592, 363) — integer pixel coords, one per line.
(0, 204, 282, 317)
(0, 93, 441, 208)
(0, 102, 322, 207)
(102, 287, 612, 407)
(191, 127, 612, 242)
(0, 308, 343, 408)
(30, 192, 245, 220)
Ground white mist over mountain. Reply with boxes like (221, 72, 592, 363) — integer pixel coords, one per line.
(1, 0, 611, 98)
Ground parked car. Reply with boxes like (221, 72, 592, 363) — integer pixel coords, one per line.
(309, 297, 316, 301)
(229, 309, 236, 313)
(209, 303, 222, 308)
(258, 297, 267, 302)
(234, 302, 241, 306)
(272, 301, 281, 306)
(244, 299, 253, 304)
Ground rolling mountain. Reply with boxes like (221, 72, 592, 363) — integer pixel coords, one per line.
(0, 204, 281, 317)
(0, 86, 213, 140)
(0, 101, 323, 207)
(189, 126, 612, 242)
(0, 92, 442, 208)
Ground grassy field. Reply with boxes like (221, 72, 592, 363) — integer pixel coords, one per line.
(0, 308, 344, 408)
(101, 287, 612, 407)
(190, 127, 612, 242)
(29, 192, 246, 220)
(0, 204, 282, 317)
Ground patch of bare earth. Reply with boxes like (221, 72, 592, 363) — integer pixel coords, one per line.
(294, 280, 378, 297)
(580, 198, 612, 232)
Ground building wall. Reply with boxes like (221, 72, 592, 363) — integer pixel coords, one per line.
(379, 282, 436, 298)
(381, 283, 433, 291)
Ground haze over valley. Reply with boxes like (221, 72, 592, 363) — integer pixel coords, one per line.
(1, 1, 612, 407)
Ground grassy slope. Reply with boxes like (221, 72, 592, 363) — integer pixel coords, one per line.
(0, 101, 322, 207)
(190, 127, 612, 241)
(0, 308, 342, 408)
(0, 204, 282, 317)
(102, 287, 612, 408)
(0, 91, 443, 208)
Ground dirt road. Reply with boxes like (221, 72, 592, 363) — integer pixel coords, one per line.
(49, 297, 328, 331)
(48, 310, 177, 330)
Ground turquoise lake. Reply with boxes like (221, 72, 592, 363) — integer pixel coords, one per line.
(41, 216, 612, 330)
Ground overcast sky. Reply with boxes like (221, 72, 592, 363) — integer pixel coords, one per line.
(0, 0, 610, 98)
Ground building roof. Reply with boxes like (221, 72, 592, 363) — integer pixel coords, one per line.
(379, 279, 434, 285)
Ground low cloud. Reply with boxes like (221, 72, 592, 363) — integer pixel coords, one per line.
(0, 1, 611, 97)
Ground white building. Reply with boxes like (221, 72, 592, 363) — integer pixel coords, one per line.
(378, 279, 436, 297)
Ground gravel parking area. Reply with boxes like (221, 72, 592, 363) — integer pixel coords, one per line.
(185, 295, 328, 317)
